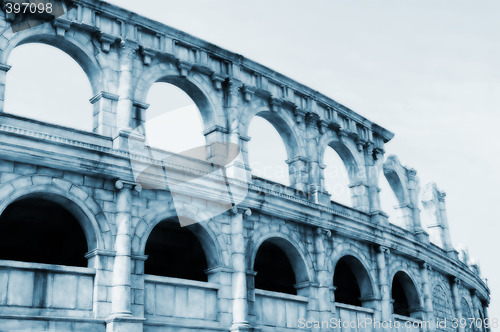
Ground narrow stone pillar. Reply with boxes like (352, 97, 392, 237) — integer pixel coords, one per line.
(287, 156, 309, 194)
(406, 169, 429, 242)
(230, 207, 252, 331)
(349, 182, 371, 213)
(90, 91, 119, 137)
(451, 278, 465, 332)
(376, 246, 392, 322)
(482, 301, 491, 332)
(437, 192, 454, 254)
(111, 180, 134, 316)
(0, 64, 11, 112)
(314, 228, 333, 325)
(113, 41, 140, 149)
(365, 144, 388, 225)
(421, 183, 455, 256)
(419, 263, 434, 331)
(305, 113, 321, 203)
(107, 180, 144, 332)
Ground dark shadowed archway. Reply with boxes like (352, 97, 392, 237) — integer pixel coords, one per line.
(0, 197, 88, 267)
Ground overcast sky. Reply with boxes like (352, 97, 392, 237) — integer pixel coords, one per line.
(4, 0, 499, 315)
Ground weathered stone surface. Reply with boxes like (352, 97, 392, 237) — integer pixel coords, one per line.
(0, 0, 489, 331)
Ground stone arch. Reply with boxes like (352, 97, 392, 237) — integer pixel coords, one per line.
(134, 205, 227, 269)
(248, 227, 314, 285)
(1, 26, 104, 95)
(382, 155, 410, 206)
(240, 98, 307, 162)
(330, 251, 377, 304)
(0, 176, 111, 251)
(389, 268, 423, 318)
(134, 61, 226, 132)
(318, 131, 365, 184)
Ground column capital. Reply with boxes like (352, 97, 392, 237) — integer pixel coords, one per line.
(231, 206, 251, 216)
(377, 245, 391, 255)
(419, 262, 432, 271)
(452, 277, 461, 286)
(315, 227, 332, 238)
(114, 179, 142, 192)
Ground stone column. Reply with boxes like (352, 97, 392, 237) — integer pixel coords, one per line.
(314, 228, 333, 325)
(451, 278, 465, 332)
(419, 263, 434, 331)
(0, 64, 11, 112)
(305, 113, 321, 203)
(113, 41, 142, 150)
(365, 144, 388, 225)
(437, 192, 454, 255)
(407, 169, 429, 242)
(376, 246, 392, 322)
(107, 180, 144, 332)
(482, 301, 491, 332)
(230, 207, 252, 331)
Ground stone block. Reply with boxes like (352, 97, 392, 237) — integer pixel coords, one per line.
(32, 175, 52, 186)
(37, 166, 64, 178)
(13, 163, 36, 175)
(52, 274, 78, 309)
(52, 177, 72, 191)
(7, 270, 34, 306)
(95, 188, 115, 202)
(84, 175, 104, 188)
(64, 172, 84, 185)
(0, 172, 18, 183)
(0, 160, 14, 173)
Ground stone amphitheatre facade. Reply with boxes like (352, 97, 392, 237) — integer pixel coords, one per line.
(0, 0, 491, 331)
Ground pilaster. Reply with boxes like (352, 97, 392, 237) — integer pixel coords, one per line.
(376, 246, 391, 322)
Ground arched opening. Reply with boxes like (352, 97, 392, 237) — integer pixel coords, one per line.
(323, 147, 352, 206)
(461, 298, 474, 332)
(253, 238, 309, 295)
(0, 197, 88, 267)
(379, 172, 401, 225)
(391, 271, 421, 318)
(144, 218, 209, 282)
(145, 82, 205, 154)
(248, 115, 289, 186)
(334, 259, 360, 306)
(4, 43, 93, 131)
(333, 255, 374, 308)
(433, 285, 454, 332)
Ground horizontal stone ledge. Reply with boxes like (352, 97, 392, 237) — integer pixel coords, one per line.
(0, 259, 96, 275)
(144, 274, 220, 290)
(254, 288, 308, 303)
(0, 313, 105, 324)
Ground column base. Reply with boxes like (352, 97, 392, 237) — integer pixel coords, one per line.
(230, 322, 253, 332)
(106, 315, 145, 332)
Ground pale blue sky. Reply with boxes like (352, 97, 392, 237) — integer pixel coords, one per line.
(4, 0, 498, 315)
